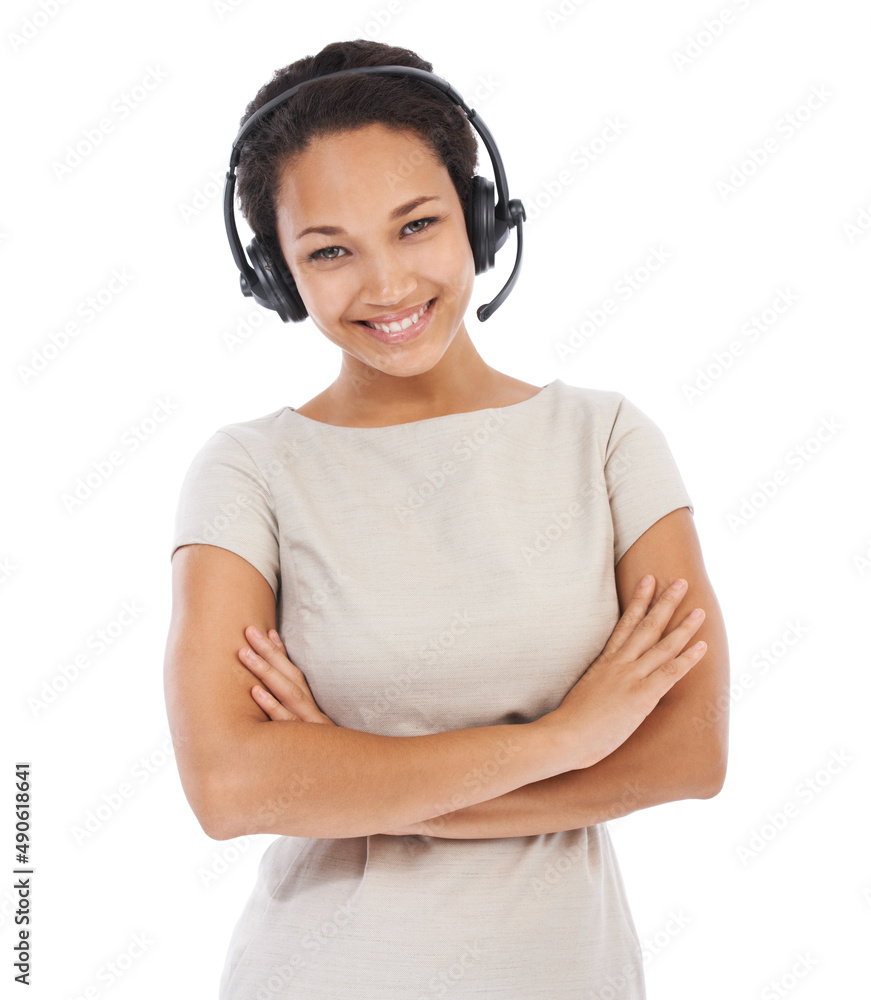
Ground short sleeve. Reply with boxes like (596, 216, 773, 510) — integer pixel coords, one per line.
(604, 396, 694, 566)
(171, 429, 280, 600)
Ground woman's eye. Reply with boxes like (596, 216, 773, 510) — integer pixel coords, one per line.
(306, 217, 438, 262)
(403, 216, 437, 235)
(308, 245, 346, 262)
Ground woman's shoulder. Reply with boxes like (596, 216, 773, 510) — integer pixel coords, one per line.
(545, 379, 627, 418)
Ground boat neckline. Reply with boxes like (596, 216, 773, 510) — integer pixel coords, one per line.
(282, 379, 562, 430)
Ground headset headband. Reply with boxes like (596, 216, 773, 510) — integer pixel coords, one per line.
(223, 64, 525, 322)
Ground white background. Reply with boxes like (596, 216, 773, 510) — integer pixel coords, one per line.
(3, 0, 870, 997)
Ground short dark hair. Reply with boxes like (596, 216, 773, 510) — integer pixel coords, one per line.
(234, 39, 479, 279)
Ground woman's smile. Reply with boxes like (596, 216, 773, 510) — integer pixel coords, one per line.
(355, 297, 436, 344)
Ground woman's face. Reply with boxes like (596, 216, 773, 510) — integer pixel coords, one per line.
(274, 123, 476, 379)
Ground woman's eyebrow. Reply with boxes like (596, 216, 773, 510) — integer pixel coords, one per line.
(294, 195, 443, 240)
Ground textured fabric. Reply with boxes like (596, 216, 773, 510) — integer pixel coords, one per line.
(171, 378, 693, 999)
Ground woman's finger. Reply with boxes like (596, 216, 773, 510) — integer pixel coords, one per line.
(251, 684, 298, 722)
(638, 606, 706, 679)
(646, 636, 708, 697)
(239, 630, 313, 707)
(241, 644, 313, 714)
(268, 628, 287, 653)
(245, 627, 304, 683)
(598, 575, 656, 657)
(241, 627, 336, 725)
(616, 578, 695, 662)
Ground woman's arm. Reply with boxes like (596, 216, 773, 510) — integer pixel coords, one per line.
(385, 507, 730, 838)
(167, 533, 707, 841)
(164, 544, 569, 841)
(242, 509, 719, 840)
(385, 666, 723, 838)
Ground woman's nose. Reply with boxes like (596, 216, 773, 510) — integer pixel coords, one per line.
(360, 248, 417, 305)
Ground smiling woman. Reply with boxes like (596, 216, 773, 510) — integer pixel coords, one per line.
(163, 37, 728, 1000)
(274, 123, 476, 379)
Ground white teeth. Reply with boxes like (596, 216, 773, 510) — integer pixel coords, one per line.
(366, 300, 431, 334)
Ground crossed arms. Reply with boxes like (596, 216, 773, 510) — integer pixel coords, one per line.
(164, 506, 728, 840)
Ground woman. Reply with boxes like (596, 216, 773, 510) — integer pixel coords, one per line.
(164, 38, 729, 999)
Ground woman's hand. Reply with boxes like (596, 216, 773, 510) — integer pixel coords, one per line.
(239, 626, 336, 726)
(544, 575, 707, 771)
(241, 631, 431, 836)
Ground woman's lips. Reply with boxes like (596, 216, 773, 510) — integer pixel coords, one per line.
(356, 299, 435, 344)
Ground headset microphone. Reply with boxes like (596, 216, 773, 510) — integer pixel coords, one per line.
(223, 65, 525, 323)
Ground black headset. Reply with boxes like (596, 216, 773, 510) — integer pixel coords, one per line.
(223, 64, 526, 323)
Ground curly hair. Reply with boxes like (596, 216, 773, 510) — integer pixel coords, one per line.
(233, 39, 479, 279)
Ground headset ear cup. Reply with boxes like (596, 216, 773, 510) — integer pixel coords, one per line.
(247, 236, 308, 323)
(466, 175, 495, 275)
